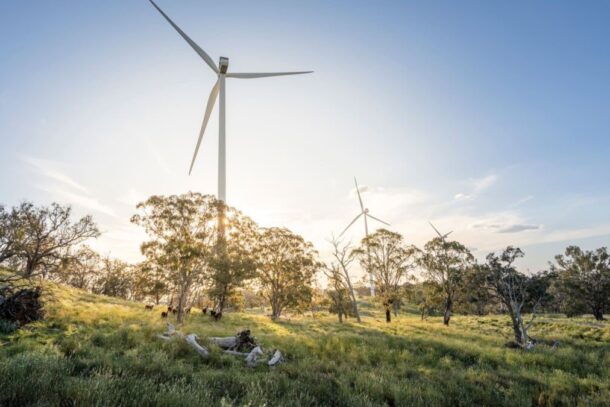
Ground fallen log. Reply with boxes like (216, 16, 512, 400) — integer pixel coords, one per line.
(208, 336, 237, 349)
(245, 346, 263, 367)
(209, 329, 257, 352)
(157, 323, 179, 340)
(157, 327, 283, 367)
(268, 349, 283, 366)
(185, 334, 210, 358)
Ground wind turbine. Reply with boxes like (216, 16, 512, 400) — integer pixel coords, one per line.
(428, 221, 453, 241)
(148, 0, 313, 203)
(339, 177, 390, 296)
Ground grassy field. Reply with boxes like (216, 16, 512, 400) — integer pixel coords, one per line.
(1, 282, 609, 406)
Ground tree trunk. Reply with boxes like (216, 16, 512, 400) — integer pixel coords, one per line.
(342, 268, 361, 323)
(443, 297, 452, 326)
(177, 286, 188, 324)
(338, 309, 343, 323)
(216, 293, 226, 319)
(25, 258, 36, 278)
(393, 300, 399, 317)
(271, 297, 280, 320)
(385, 307, 391, 323)
(352, 299, 361, 323)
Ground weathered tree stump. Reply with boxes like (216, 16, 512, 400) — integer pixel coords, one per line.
(0, 287, 44, 326)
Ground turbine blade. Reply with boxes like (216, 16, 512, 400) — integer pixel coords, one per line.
(366, 214, 390, 226)
(429, 221, 443, 238)
(444, 231, 453, 239)
(148, 0, 218, 73)
(338, 213, 363, 238)
(353, 177, 365, 211)
(226, 71, 313, 79)
(188, 79, 220, 175)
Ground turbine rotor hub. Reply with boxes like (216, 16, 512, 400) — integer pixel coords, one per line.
(219, 57, 229, 74)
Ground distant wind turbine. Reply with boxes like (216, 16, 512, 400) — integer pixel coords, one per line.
(148, 0, 313, 203)
(339, 177, 390, 296)
(428, 221, 453, 241)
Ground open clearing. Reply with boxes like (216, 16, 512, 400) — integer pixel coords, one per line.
(1, 281, 609, 407)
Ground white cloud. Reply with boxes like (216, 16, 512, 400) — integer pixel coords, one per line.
(35, 184, 117, 217)
(508, 195, 534, 208)
(497, 224, 541, 233)
(117, 188, 146, 207)
(454, 173, 498, 201)
(22, 156, 89, 194)
(23, 155, 117, 218)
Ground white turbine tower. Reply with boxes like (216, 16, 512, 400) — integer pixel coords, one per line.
(339, 177, 390, 296)
(148, 0, 312, 203)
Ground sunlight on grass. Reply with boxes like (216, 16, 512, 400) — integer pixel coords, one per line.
(1, 280, 609, 406)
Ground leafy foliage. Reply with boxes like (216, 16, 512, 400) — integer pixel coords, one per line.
(132, 193, 219, 322)
(256, 227, 319, 318)
(551, 246, 610, 320)
(1, 202, 99, 278)
(355, 229, 417, 322)
(419, 237, 474, 325)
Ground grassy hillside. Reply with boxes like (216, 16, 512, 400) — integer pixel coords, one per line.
(1, 281, 609, 406)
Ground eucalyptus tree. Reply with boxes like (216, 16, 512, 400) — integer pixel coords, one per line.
(327, 237, 361, 322)
(551, 246, 610, 320)
(52, 245, 101, 290)
(419, 237, 474, 325)
(10, 202, 99, 278)
(93, 257, 133, 299)
(356, 229, 418, 322)
(256, 227, 319, 319)
(322, 262, 350, 323)
(0, 205, 20, 264)
(481, 247, 551, 347)
(132, 193, 218, 323)
(406, 280, 444, 321)
(207, 200, 259, 316)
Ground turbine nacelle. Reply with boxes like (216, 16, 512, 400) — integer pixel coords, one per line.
(219, 57, 229, 74)
(338, 178, 390, 238)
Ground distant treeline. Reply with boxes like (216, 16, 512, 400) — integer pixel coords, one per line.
(1, 195, 609, 346)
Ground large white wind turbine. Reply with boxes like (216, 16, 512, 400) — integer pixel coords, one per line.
(148, 0, 312, 203)
(428, 221, 453, 241)
(339, 178, 390, 296)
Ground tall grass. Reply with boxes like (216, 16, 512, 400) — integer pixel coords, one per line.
(1, 281, 609, 406)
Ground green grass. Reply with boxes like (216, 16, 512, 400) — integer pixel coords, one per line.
(1, 281, 609, 406)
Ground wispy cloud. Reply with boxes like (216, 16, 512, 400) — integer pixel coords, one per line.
(349, 185, 428, 216)
(22, 156, 89, 194)
(23, 155, 117, 217)
(454, 174, 497, 201)
(145, 138, 173, 175)
(508, 195, 534, 208)
(116, 188, 145, 207)
(497, 224, 541, 233)
(35, 184, 117, 217)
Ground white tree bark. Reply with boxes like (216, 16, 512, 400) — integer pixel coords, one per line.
(185, 334, 210, 358)
(245, 346, 263, 367)
(157, 323, 179, 340)
(208, 336, 237, 349)
(268, 349, 283, 366)
(157, 327, 283, 367)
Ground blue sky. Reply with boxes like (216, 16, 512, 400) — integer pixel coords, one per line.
(1, 1, 609, 275)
